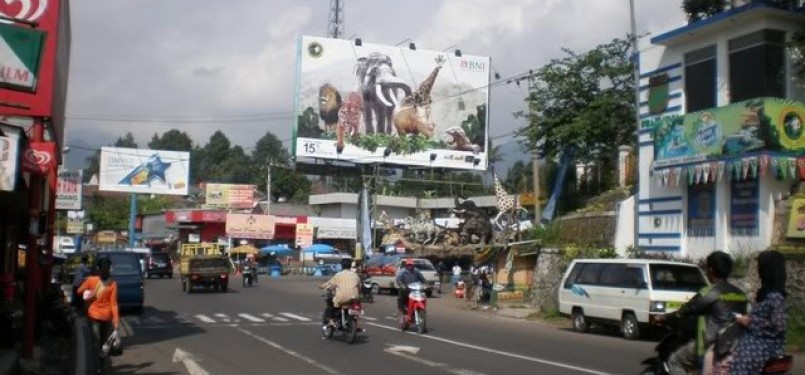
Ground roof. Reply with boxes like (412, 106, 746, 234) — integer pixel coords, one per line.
(568, 258, 701, 267)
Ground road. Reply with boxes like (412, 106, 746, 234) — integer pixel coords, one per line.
(108, 274, 658, 375)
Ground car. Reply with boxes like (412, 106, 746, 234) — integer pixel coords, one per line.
(95, 251, 144, 313)
(145, 252, 173, 278)
(365, 254, 440, 297)
(558, 258, 708, 340)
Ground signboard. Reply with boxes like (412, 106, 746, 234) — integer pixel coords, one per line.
(688, 183, 715, 237)
(66, 210, 84, 234)
(0, 127, 20, 191)
(294, 35, 491, 170)
(226, 214, 274, 239)
(96, 230, 117, 244)
(786, 198, 805, 238)
(730, 178, 759, 235)
(55, 169, 82, 210)
(653, 98, 805, 167)
(316, 227, 356, 239)
(99, 147, 190, 195)
(21, 141, 56, 175)
(205, 183, 255, 209)
(0, 22, 45, 91)
(295, 223, 313, 248)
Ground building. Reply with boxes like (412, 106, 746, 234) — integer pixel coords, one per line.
(636, 2, 804, 258)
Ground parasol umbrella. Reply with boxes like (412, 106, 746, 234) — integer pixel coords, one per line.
(260, 244, 292, 256)
(302, 243, 335, 254)
(229, 244, 259, 255)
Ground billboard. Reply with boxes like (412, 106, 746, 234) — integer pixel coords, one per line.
(294, 36, 491, 170)
(66, 210, 84, 234)
(55, 169, 82, 210)
(225, 214, 274, 240)
(205, 183, 255, 209)
(0, 23, 45, 92)
(99, 147, 190, 195)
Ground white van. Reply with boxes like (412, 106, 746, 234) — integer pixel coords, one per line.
(558, 259, 708, 339)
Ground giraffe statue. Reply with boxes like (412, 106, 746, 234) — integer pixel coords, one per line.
(392, 56, 444, 138)
(491, 168, 518, 231)
(412, 56, 444, 119)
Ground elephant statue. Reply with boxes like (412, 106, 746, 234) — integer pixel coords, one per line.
(354, 52, 411, 134)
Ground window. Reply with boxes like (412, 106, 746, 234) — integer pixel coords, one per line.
(685, 45, 717, 112)
(563, 263, 585, 289)
(729, 30, 786, 102)
(649, 264, 707, 292)
(598, 264, 628, 287)
(576, 263, 605, 285)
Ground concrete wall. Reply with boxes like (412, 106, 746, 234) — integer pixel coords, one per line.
(614, 195, 635, 255)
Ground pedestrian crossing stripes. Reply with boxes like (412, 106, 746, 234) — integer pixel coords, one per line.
(278, 312, 311, 322)
(124, 312, 337, 327)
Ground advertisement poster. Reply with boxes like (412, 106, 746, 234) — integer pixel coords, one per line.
(0, 129, 20, 192)
(653, 98, 804, 167)
(730, 178, 759, 235)
(786, 198, 805, 238)
(688, 183, 715, 237)
(205, 183, 255, 209)
(295, 223, 313, 248)
(0, 22, 45, 92)
(55, 169, 82, 210)
(294, 36, 491, 170)
(99, 147, 190, 195)
(226, 214, 274, 239)
(21, 141, 56, 175)
(66, 210, 84, 234)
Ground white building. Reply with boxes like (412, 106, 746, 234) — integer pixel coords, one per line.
(636, 2, 804, 258)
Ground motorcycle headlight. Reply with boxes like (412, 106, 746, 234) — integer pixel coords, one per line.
(649, 301, 666, 313)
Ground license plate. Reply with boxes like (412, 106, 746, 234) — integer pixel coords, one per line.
(666, 301, 684, 309)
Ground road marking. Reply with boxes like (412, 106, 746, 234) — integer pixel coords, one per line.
(385, 345, 488, 375)
(173, 348, 210, 375)
(365, 322, 611, 375)
(279, 312, 311, 322)
(237, 327, 343, 375)
(362, 316, 377, 321)
(239, 313, 265, 323)
(195, 314, 216, 323)
(262, 313, 289, 322)
(213, 313, 232, 322)
(145, 316, 165, 324)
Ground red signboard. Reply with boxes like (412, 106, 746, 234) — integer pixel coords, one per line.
(165, 209, 228, 223)
(21, 141, 55, 175)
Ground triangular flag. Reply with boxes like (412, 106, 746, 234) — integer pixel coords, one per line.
(695, 165, 703, 184)
(688, 167, 695, 185)
(717, 162, 725, 181)
(663, 169, 670, 186)
(780, 158, 788, 179)
(799, 158, 805, 180)
(750, 157, 758, 179)
(760, 155, 769, 177)
(742, 159, 750, 180)
(674, 167, 682, 186)
(703, 163, 711, 182)
(789, 158, 796, 179)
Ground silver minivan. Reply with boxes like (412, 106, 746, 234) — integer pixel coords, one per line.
(558, 259, 708, 339)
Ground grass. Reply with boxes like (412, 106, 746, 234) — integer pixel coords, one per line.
(786, 304, 805, 353)
(526, 308, 570, 327)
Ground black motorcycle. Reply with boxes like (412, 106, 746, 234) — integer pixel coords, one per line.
(242, 265, 256, 287)
(44, 279, 74, 337)
(640, 316, 793, 375)
(321, 288, 363, 344)
(359, 276, 373, 303)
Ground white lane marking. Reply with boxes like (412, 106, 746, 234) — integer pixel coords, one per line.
(213, 313, 232, 322)
(195, 314, 216, 323)
(385, 345, 488, 375)
(120, 317, 134, 337)
(176, 315, 191, 324)
(145, 316, 165, 324)
(365, 322, 612, 375)
(362, 316, 377, 321)
(279, 312, 311, 322)
(173, 348, 210, 375)
(237, 327, 342, 375)
(239, 313, 265, 323)
(262, 313, 289, 322)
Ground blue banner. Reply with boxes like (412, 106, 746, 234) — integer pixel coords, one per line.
(688, 183, 715, 237)
(730, 178, 759, 235)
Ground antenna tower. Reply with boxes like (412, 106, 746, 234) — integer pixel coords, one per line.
(328, 0, 344, 38)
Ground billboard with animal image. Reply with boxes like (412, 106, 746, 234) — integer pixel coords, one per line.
(99, 147, 190, 195)
(294, 36, 491, 170)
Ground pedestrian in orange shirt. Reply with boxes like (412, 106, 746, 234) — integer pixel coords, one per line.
(78, 257, 119, 368)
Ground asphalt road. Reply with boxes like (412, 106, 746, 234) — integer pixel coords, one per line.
(108, 274, 660, 375)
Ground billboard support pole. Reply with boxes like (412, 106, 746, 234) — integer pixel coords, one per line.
(128, 193, 137, 248)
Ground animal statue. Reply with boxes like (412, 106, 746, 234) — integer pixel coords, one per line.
(318, 84, 342, 132)
(393, 59, 442, 138)
(354, 52, 411, 134)
(450, 197, 491, 245)
(491, 168, 519, 231)
(404, 214, 441, 245)
(335, 92, 362, 153)
(445, 127, 481, 154)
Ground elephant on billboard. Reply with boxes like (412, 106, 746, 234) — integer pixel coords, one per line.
(355, 52, 412, 134)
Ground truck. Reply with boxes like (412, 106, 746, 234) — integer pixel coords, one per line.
(179, 243, 230, 293)
(364, 254, 440, 297)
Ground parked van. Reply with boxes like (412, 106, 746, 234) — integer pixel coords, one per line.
(558, 259, 708, 339)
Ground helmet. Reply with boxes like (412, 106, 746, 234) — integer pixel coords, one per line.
(404, 259, 414, 267)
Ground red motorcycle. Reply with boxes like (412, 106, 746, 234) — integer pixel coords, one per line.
(399, 282, 427, 334)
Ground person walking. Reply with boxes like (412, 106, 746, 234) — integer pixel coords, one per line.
(78, 258, 119, 372)
(72, 255, 91, 313)
(451, 263, 462, 288)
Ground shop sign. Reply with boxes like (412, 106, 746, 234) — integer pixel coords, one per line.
(66, 210, 84, 234)
(0, 132, 20, 191)
(295, 223, 313, 247)
(226, 213, 274, 239)
(0, 22, 45, 92)
(729, 179, 758, 235)
(21, 141, 55, 175)
(205, 183, 255, 209)
(55, 169, 82, 210)
(316, 227, 356, 239)
(786, 198, 805, 239)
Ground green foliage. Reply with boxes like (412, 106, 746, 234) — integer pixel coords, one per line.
(562, 244, 619, 262)
(86, 193, 130, 231)
(525, 221, 562, 245)
(351, 133, 444, 155)
(787, 301, 805, 352)
(148, 129, 194, 151)
(682, 0, 725, 22)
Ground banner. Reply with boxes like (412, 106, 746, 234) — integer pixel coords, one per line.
(204, 183, 255, 209)
(295, 223, 313, 248)
(21, 141, 56, 175)
(786, 198, 805, 239)
(66, 210, 84, 234)
(688, 183, 715, 237)
(55, 169, 82, 210)
(0, 22, 45, 92)
(99, 147, 190, 195)
(225, 214, 274, 239)
(730, 179, 759, 235)
(0, 129, 20, 191)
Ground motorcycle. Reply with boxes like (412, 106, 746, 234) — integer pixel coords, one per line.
(640, 316, 794, 375)
(321, 288, 363, 344)
(360, 276, 373, 303)
(242, 265, 255, 287)
(399, 282, 427, 334)
(44, 278, 74, 337)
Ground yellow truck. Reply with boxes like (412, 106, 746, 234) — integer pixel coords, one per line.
(179, 243, 231, 293)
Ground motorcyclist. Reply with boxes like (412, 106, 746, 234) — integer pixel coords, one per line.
(320, 258, 361, 329)
(242, 255, 258, 285)
(654, 251, 748, 375)
(396, 258, 427, 317)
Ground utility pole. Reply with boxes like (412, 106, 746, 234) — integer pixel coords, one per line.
(266, 163, 272, 215)
(532, 151, 541, 223)
(328, 0, 344, 38)
(629, 0, 641, 250)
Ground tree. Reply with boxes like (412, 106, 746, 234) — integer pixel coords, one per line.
(86, 193, 130, 231)
(515, 37, 635, 165)
(195, 131, 233, 183)
(148, 129, 194, 151)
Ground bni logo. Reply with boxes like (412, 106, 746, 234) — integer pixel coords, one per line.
(460, 59, 486, 72)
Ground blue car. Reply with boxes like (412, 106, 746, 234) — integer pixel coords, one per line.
(95, 251, 144, 313)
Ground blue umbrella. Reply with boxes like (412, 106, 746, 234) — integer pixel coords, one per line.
(260, 245, 292, 256)
(302, 243, 335, 254)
